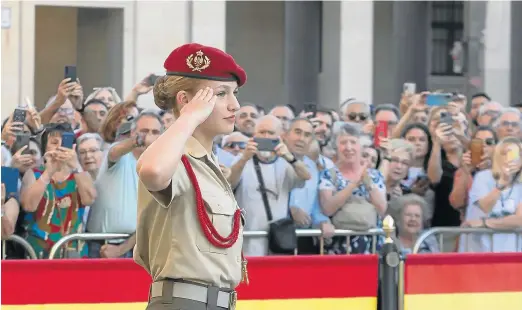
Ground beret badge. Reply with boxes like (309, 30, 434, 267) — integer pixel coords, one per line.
(186, 50, 211, 72)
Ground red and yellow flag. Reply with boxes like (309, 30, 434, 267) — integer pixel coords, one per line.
(2, 255, 379, 310)
(405, 253, 522, 310)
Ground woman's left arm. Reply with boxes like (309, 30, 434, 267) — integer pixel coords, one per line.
(485, 203, 522, 230)
(368, 184, 387, 216)
(1, 197, 20, 240)
(366, 170, 387, 216)
(74, 170, 97, 205)
(63, 147, 97, 205)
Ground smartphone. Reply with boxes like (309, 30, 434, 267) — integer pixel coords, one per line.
(12, 108, 26, 124)
(254, 137, 279, 152)
(12, 133, 31, 155)
(64, 65, 77, 82)
(373, 121, 388, 148)
(304, 102, 317, 117)
(470, 138, 484, 167)
(439, 112, 454, 126)
(1, 166, 20, 196)
(146, 74, 160, 87)
(116, 122, 133, 138)
(426, 93, 452, 106)
(416, 174, 429, 183)
(507, 146, 520, 162)
(61, 132, 75, 149)
(403, 82, 416, 95)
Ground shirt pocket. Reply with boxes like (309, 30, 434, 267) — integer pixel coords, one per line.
(196, 192, 236, 255)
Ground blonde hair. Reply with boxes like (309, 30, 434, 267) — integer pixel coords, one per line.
(390, 138, 414, 157)
(492, 136, 521, 180)
(153, 75, 203, 117)
(99, 100, 137, 143)
(84, 87, 122, 107)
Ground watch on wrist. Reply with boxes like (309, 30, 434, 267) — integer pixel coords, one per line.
(286, 154, 297, 164)
(496, 182, 506, 191)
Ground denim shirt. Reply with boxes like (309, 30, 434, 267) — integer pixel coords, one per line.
(289, 156, 329, 226)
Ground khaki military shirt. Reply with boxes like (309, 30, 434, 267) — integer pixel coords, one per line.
(134, 137, 243, 289)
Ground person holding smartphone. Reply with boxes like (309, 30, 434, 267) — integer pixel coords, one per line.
(20, 124, 96, 258)
(461, 137, 522, 252)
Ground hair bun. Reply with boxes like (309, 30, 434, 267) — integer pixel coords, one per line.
(153, 75, 173, 110)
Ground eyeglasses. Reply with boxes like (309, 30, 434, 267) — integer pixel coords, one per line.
(500, 121, 520, 128)
(224, 142, 246, 149)
(484, 138, 496, 146)
(56, 108, 74, 116)
(79, 148, 101, 156)
(348, 113, 369, 122)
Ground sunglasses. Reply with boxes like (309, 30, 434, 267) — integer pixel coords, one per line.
(348, 113, 369, 122)
(483, 138, 496, 146)
(224, 141, 246, 149)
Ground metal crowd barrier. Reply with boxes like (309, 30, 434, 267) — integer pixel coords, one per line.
(244, 228, 385, 255)
(1, 235, 38, 260)
(412, 227, 522, 254)
(45, 229, 385, 259)
(48, 233, 130, 259)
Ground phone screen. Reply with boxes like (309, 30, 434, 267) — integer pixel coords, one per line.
(373, 121, 388, 148)
(13, 108, 26, 124)
(304, 103, 317, 117)
(64, 65, 77, 82)
(147, 75, 159, 87)
(507, 146, 520, 162)
(1, 166, 20, 196)
(426, 94, 452, 106)
(61, 132, 75, 149)
(12, 133, 30, 155)
(254, 138, 279, 152)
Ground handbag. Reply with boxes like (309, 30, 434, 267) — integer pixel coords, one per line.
(328, 168, 377, 231)
(253, 156, 297, 254)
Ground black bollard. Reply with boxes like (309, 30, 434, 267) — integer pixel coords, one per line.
(379, 215, 400, 310)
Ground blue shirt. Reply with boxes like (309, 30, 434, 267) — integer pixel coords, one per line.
(288, 156, 329, 226)
(215, 146, 236, 167)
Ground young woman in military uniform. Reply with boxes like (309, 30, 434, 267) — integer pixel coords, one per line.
(135, 43, 248, 310)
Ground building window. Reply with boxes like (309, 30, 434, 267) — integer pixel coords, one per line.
(430, 1, 464, 76)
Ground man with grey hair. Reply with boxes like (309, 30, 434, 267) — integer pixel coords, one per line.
(228, 115, 310, 256)
(76, 133, 104, 180)
(269, 105, 295, 132)
(339, 99, 374, 135)
(493, 107, 522, 140)
(86, 111, 164, 259)
(476, 101, 502, 126)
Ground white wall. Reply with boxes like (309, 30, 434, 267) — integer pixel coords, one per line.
(320, 1, 374, 110)
(1, 0, 226, 114)
(484, 0, 512, 106)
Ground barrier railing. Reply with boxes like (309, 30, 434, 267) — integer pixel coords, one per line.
(1, 235, 38, 260)
(244, 228, 385, 255)
(412, 227, 522, 254)
(48, 233, 130, 259)
(45, 229, 385, 259)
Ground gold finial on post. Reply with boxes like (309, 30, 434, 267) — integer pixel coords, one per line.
(382, 215, 395, 244)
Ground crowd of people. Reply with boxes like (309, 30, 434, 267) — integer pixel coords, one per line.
(1, 74, 521, 259)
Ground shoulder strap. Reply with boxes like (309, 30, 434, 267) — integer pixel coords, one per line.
(253, 156, 273, 222)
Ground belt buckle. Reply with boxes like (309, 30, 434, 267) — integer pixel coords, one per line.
(229, 291, 237, 310)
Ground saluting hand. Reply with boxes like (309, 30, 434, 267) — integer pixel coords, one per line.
(180, 87, 217, 126)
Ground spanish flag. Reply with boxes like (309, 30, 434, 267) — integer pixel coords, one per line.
(405, 253, 522, 310)
(2, 256, 378, 310)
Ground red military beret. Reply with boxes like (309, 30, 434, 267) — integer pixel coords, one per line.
(163, 43, 247, 87)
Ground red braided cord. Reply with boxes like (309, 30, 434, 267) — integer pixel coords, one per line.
(181, 155, 241, 248)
